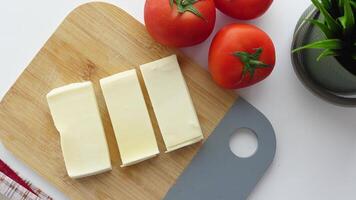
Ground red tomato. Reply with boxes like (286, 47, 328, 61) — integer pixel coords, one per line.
(209, 23, 275, 89)
(144, 0, 216, 47)
(214, 0, 273, 20)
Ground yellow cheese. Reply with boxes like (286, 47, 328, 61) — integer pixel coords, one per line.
(46, 82, 111, 178)
(140, 55, 203, 152)
(100, 70, 159, 167)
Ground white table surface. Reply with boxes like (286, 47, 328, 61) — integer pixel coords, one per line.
(1, 0, 356, 199)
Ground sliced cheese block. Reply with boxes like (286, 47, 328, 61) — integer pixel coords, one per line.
(140, 55, 203, 152)
(100, 70, 159, 167)
(46, 82, 111, 178)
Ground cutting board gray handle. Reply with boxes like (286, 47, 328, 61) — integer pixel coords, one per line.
(164, 98, 276, 200)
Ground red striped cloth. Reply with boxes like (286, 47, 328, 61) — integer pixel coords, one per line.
(0, 159, 35, 193)
(0, 159, 52, 200)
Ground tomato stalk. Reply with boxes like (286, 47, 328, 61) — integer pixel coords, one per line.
(233, 48, 270, 81)
(169, 0, 205, 19)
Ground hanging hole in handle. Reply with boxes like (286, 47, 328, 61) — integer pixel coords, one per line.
(229, 128, 258, 158)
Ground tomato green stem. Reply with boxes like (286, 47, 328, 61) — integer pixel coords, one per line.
(169, 0, 204, 19)
(233, 48, 270, 81)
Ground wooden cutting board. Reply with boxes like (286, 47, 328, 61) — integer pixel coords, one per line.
(0, 2, 237, 199)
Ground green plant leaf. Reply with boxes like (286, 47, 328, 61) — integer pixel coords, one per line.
(321, 0, 332, 9)
(306, 19, 333, 37)
(299, 0, 356, 63)
(351, 1, 356, 8)
(292, 39, 343, 52)
(338, 16, 347, 27)
(169, 0, 174, 7)
(317, 49, 340, 60)
(342, 0, 355, 34)
(311, 0, 343, 34)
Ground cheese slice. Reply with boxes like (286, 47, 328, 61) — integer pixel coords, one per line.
(46, 82, 111, 178)
(140, 55, 203, 152)
(100, 70, 159, 167)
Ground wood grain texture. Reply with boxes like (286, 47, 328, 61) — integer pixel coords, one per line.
(0, 2, 237, 199)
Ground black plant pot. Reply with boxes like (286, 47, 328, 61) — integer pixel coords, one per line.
(291, 5, 356, 106)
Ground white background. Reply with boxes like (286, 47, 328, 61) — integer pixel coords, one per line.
(1, 0, 356, 199)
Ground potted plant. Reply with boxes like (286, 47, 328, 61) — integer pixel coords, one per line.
(291, 0, 356, 106)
